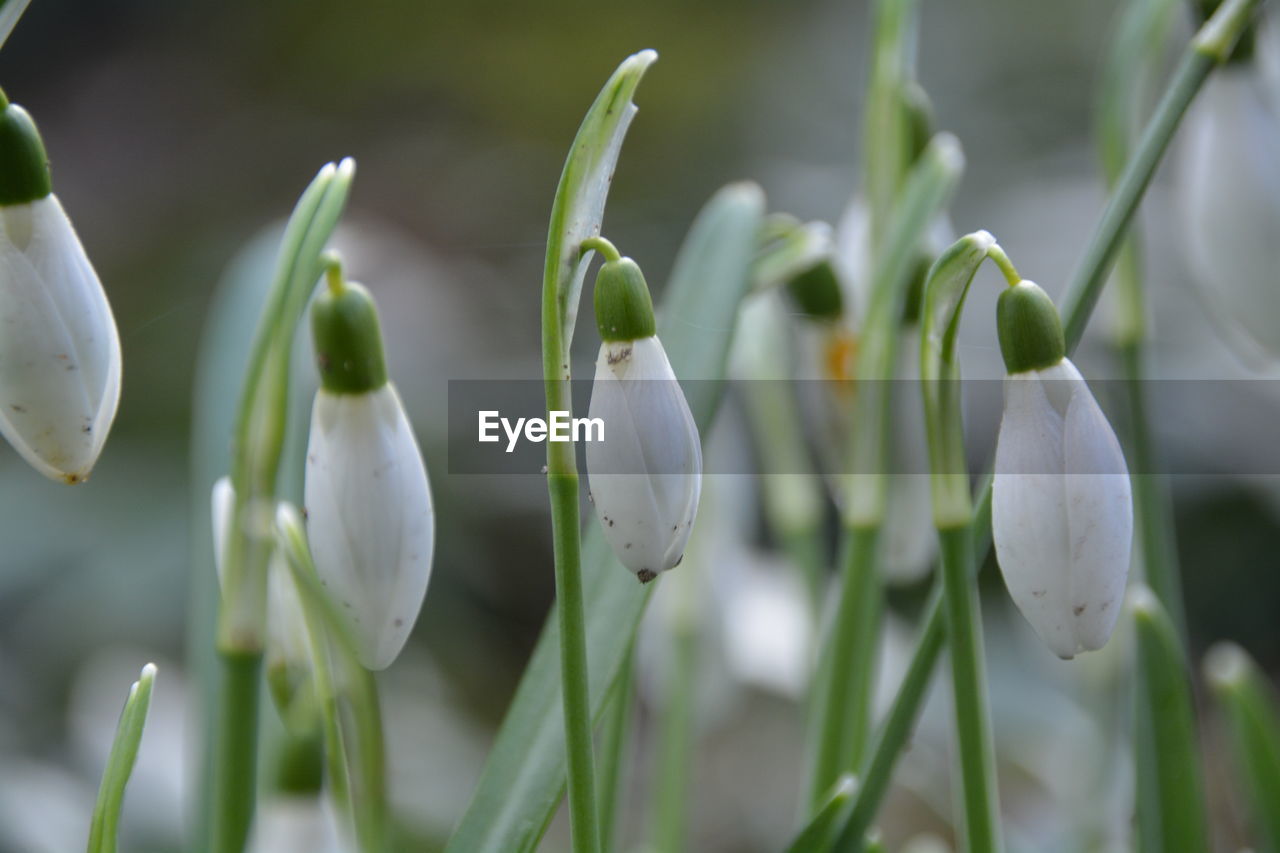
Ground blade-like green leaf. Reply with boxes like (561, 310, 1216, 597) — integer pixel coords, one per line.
(544, 49, 657, 362)
(1129, 586, 1210, 853)
(785, 775, 856, 853)
(446, 182, 764, 853)
(1205, 642, 1280, 853)
(87, 663, 158, 853)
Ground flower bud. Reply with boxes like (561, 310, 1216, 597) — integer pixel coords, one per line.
(992, 354, 1133, 659)
(212, 478, 314, 715)
(585, 255, 701, 582)
(304, 269, 433, 669)
(0, 92, 121, 483)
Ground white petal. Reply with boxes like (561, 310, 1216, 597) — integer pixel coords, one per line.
(304, 384, 434, 670)
(1063, 383, 1132, 652)
(882, 326, 937, 584)
(211, 476, 234, 584)
(0, 195, 121, 482)
(585, 337, 701, 580)
(993, 372, 1077, 659)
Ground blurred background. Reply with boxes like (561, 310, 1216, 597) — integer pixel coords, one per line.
(0, 0, 1276, 850)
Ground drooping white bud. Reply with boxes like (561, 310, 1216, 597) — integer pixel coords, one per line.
(304, 384, 434, 670)
(992, 358, 1133, 659)
(1177, 65, 1280, 363)
(0, 195, 121, 483)
(585, 335, 702, 583)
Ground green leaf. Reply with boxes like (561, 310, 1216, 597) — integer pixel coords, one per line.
(87, 663, 158, 853)
(543, 49, 657, 363)
(1129, 586, 1210, 853)
(1205, 642, 1280, 853)
(785, 774, 856, 853)
(446, 182, 764, 853)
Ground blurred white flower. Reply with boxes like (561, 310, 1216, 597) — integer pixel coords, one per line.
(993, 357, 1132, 659)
(305, 382, 434, 670)
(1177, 60, 1280, 364)
(247, 794, 343, 853)
(0, 193, 121, 482)
(586, 336, 702, 583)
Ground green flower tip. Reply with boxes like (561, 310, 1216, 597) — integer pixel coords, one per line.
(786, 258, 844, 321)
(594, 256, 656, 342)
(310, 276, 389, 394)
(0, 95, 52, 206)
(997, 279, 1065, 374)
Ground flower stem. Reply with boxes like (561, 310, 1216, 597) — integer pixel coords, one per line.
(210, 650, 262, 853)
(938, 523, 1001, 853)
(547, 467, 601, 853)
(808, 525, 881, 808)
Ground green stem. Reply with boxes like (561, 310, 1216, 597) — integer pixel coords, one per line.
(597, 640, 637, 850)
(808, 525, 881, 808)
(547, 468, 600, 853)
(342, 663, 389, 853)
(211, 650, 262, 853)
(938, 524, 1001, 853)
(1119, 342, 1186, 640)
(649, 609, 699, 852)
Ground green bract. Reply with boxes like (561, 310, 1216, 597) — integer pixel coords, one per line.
(0, 92, 50, 206)
(593, 256, 656, 342)
(996, 280, 1066, 374)
(311, 279, 389, 394)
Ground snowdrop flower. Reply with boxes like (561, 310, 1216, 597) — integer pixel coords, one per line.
(992, 280, 1133, 659)
(211, 477, 313, 710)
(0, 90, 121, 483)
(304, 259, 433, 670)
(1176, 40, 1280, 364)
(585, 251, 701, 583)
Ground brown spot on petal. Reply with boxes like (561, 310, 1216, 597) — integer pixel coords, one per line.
(637, 569, 656, 584)
(1073, 604, 1086, 616)
(606, 345, 633, 366)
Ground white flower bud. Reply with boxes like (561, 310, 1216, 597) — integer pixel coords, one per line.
(0, 195, 121, 483)
(211, 478, 311, 674)
(304, 384, 433, 670)
(1177, 65, 1280, 362)
(585, 336, 701, 583)
(992, 358, 1133, 659)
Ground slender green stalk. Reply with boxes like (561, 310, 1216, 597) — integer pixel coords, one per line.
(649, 606, 700, 852)
(1119, 343, 1186, 637)
(87, 664, 157, 853)
(211, 651, 263, 853)
(830, 1, 1263, 839)
(810, 526, 881, 807)
(597, 640, 637, 850)
(938, 525, 1000, 853)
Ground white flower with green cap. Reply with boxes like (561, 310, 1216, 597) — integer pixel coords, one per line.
(303, 256, 434, 670)
(583, 240, 701, 583)
(0, 88, 121, 483)
(992, 279, 1133, 659)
